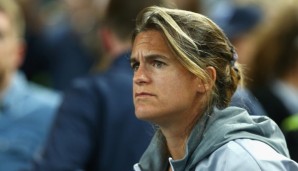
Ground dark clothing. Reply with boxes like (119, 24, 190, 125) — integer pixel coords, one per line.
(21, 24, 94, 91)
(230, 87, 266, 116)
(33, 53, 153, 171)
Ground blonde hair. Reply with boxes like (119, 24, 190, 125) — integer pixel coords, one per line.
(132, 6, 242, 109)
(0, 0, 25, 38)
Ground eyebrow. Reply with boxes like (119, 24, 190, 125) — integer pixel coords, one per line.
(130, 54, 168, 63)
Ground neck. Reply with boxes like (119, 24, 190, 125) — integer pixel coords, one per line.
(164, 129, 187, 160)
(159, 96, 207, 160)
(160, 110, 202, 160)
(0, 71, 14, 99)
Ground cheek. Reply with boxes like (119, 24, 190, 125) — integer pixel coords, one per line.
(158, 72, 197, 104)
(0, 43, 19, 66)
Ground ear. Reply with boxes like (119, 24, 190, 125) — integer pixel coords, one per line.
(99, 27, 113, 53)
(196, 66, 217, 93)
(15, 40, 26, 68)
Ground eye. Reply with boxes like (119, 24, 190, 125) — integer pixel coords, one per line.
(152, 60, 166, 68)
(130, 62, 139, 71)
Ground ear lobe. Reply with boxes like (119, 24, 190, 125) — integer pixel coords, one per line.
(196, 66, 217, 93)
(196, 78, 205, 93)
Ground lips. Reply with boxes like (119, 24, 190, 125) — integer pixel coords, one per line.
(135, 92, 155, 98)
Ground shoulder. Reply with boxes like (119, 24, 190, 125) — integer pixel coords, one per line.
(69, 70, 133, 100)
(57, 76, 100, 109)
(195, 139, 298, 171)
(27, 82, 61, 109)
(6, 72, 61, 110)
(70, 70, 131, 92)
(61, 74, 111, 98)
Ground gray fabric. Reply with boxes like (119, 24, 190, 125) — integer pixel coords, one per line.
(136, 107, 292, 171)
(195, 139, 298, 171)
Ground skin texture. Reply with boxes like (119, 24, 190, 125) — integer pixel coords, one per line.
(131, 30, 211, 161)
(0, 11, 22, 93)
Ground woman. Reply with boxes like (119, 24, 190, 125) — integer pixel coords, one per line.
(130, 6, 298, 171)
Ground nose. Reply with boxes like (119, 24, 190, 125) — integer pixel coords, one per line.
(133, 64, 150, 85)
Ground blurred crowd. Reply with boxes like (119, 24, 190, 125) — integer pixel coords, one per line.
(0, 0, 297, 170)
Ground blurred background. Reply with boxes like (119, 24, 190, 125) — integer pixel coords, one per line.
(13, 0, 298, 161)
(17, 0, 298, 120)
(15, 0, 280, 92)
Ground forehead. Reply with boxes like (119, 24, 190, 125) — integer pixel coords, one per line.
(134, 30, 165, 44)
(132, 30, 174, 56)
(0, 11, 12, 29)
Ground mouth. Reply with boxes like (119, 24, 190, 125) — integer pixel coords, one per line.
(135, 92, 155, 98)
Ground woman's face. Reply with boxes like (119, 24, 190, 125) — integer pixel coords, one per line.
(0, 12, 22, 91)
(131, 30, 202, 126)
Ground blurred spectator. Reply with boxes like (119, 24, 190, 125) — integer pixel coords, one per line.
(210, 0, 264, 65)
(245, 0, 298, 161)
(32, 0, 168, 170)
(0, 0, 61, 170)
(17, 0, 55, 87)
(170, 0, 201, 12)
(209, 0, 267, 116)
(19, 0, 101, 91)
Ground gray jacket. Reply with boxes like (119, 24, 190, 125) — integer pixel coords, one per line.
(134, 107, 298, 171)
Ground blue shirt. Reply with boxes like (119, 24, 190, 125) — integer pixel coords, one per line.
(0, 72, 61, 171)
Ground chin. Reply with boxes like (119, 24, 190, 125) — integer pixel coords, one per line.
(135, 111, 151, 121)
(135, 108, 157, 122)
